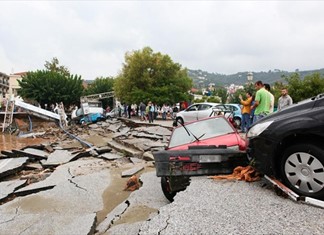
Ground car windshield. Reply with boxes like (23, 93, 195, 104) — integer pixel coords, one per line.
(168, 117, 235, 148)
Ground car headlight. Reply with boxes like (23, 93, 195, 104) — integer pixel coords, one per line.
(247, 121, 273, 138)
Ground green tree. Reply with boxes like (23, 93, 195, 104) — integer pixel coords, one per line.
(114, 47, 192, 105)
(206, 96, 221, 103)
(44, 57, 70, 76)
(284, 72, 324, 103)
(18, 70, 83, 108)
(84, 77, 115, 108)
(213, 87, 227, 103)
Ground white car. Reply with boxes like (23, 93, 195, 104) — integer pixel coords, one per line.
(175, 102, 220, 124)
(105, 108, 118, 119)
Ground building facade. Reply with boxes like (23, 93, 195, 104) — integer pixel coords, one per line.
(0, 72, 10, 99)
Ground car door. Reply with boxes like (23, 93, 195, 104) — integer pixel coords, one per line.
(181, 104, 200, 122)
(197, 104, 214, 120)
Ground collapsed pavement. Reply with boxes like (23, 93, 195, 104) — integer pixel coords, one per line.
(0, 117, 172, 234)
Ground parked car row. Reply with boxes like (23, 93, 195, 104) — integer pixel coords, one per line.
(154, 95, 324, 201)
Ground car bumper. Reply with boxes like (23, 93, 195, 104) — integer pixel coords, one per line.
(247, 136, 278, 177)
(153, 147, 248, 177)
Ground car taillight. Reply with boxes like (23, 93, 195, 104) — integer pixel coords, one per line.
(169, 156, 191, 161)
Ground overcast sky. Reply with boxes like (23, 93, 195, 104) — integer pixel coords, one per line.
(1, 1, 324, 79)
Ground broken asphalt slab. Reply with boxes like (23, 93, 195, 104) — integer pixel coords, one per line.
(0, 179, 27, 201)
(99, 152, 123, 161)
(121, 166, 144, 177)
(16, 158, 109, 196)
(41, 149, 75, 167)
(12, 148, 48, 160)
(0, 157, 29, 179)
(133, 126, 172, 136)
(120, 138, 166, 152)
(106, 140, 143, 158)
(0, 212, 97, 235)
(0, 159, 111, 234)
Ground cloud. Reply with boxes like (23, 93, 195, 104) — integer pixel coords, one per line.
(0, 1, 324, 79)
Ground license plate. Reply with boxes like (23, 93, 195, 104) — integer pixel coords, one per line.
(199, 155, 227, 163)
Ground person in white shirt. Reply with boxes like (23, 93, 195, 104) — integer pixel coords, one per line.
(278, 88, 293, 111)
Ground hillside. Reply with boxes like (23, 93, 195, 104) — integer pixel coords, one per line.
(188, 68, 324, 88)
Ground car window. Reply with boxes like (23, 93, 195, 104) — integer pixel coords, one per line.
(199, 104, 212, 110)
(168, 117, 235, 148)
(187, 105, 199, 112)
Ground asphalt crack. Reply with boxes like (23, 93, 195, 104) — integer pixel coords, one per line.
(103, 200, 131, 233)
(0, 206, 20, 225)
(158, 215, 171, 235)
(68, 179, 88, 191)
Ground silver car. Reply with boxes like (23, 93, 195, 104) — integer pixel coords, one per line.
(175, 102, 220, 124)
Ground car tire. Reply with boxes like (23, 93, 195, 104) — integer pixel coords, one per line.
(161, 177, 177, 202)
(280, 143, 324, 200)
(176, 117, 184, 126)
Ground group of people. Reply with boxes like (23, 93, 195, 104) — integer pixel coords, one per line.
(239, 81, 293, 133)
(116, 102, 179, 123)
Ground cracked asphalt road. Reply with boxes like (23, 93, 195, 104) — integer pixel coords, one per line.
(105, 174, 324, 235)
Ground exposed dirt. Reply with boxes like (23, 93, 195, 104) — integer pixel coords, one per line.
(0, 134, 52, 151)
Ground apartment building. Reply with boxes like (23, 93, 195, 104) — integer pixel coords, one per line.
(0, 72, 9, 99)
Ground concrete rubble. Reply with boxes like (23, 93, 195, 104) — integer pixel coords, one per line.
(0, 118, 171, 234)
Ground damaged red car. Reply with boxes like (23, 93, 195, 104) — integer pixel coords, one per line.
(153, 115, 248, 201)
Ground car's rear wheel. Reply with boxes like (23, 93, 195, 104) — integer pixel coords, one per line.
(280, 143, 324, 200)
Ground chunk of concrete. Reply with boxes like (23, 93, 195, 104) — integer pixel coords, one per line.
(107, 140, 143, 158)
(0, 157, 29, 178)
(122, 166, 144, 177)
(143, 152, 154, 161)
(0, 179, 27, 201)
(100, 152, 123, 160)
(0, 213, 97, 235)
(132, 132, 163, 140)
(134, 126, 172, 136)
(94, 146, 112, 154)
(41, 150, 75, 167)
(12, 148, 48, 160)
(130, 157, 144, 164)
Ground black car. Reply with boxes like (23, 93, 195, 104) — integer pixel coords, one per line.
(247, 94, 324, 200)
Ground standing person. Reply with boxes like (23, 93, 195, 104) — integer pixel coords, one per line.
(139, 102, 146, 121)
(278, 88, 293, 111)
(239, 92, 253, 133)
(161, 104, 167, 120)
(148, 101, 154, 123)
(251, 81, 271, 123)
(264, 83, 274, 113)
(127, 104, 132, 119)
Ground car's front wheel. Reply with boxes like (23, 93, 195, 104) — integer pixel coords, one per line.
(161, 176, 190, 202)
(161, 177, 177, 202)
(281, 143, 324, 200)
